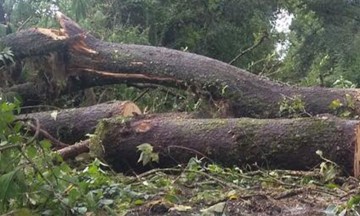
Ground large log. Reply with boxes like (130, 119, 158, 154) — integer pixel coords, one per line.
(18, 101, 141, 144)
(90, 115, 360, 176)
(2, 13, 360, 117)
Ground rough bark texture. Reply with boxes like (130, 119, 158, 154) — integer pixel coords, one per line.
(1, 28, 67, 59)
(18, 101, 141, 144)
(1, 12, 360, 118)
(90, 116, 360, 175)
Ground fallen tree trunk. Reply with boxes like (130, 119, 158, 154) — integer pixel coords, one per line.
(1, 12, 360, 118)
(56, 112, 200, 159)
(89, 115, 360, 176)
(18, 101, 141, 144)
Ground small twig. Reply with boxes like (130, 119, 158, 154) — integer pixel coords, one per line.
(16, 118, 40, 146)
(0, 143, 21, 152)
(20, 118, 69, 148)
(20, 104, 61, 111)
(17, 16, 33, 31)
(271, 169, 322, 178)
(131, 167, 244, 191)
(246, 58, 267, 71)
(274, 188, 305, 200)
(229, 32, 268, 65)
(192, 169, 244, 190)
(0, 117, 69, 151)
(310, 185, 343, 197)
(57, 140, 90, 160)
(97, 88, 108, 104)
(27, 123, 69, 148)
(133, 168, 182, 182)
(133, 88, 150, 102)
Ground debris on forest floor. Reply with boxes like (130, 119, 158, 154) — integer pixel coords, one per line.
(95, 158, 360, 216)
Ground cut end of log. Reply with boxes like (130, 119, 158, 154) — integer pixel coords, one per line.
(354, 126, 360, 177)
(119, 101, 142, 116)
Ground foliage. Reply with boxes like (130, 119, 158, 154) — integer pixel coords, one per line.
(277, 0, 360, 86)
(137, 143, 159, 166)
(328, 94, 356, 118)
(0, 47, 14, 65)
(94, 0, 279, 72)
(332, 76, 357, 89)
(0, 99, 133, 214)
(279, 95, 310, 117)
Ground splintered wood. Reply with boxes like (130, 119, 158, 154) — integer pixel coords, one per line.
(120, 101, 142, 117)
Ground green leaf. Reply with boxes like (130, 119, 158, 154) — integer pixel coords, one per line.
(26, 146, 38, 158)
(99, 199, 114, 206)
(134, 199, 144, 205)
(347, 195, 360, 209)
(164, 194, 180, 204)
(68, 188, 81, 202)
(137, 143, 154, 153)
(72, 207, 87, 214)
(324, 205, 338, 215)
(329, 99, 342, 110)
(40, 140, 52, 150)
(0, 169, 20, 207)
(340, 110, 351, 117)
(10, 208, 33, 216)
(137, 143, 159, 166)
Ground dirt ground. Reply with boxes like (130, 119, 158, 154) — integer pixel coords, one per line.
(124, 169, 360, 216)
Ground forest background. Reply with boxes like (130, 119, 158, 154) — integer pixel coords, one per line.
(1, 0, 360, 215)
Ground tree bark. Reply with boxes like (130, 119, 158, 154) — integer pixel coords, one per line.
(90, 115, 360, 176)
(1, 12, 360, 118)
(18, 101, 141, 144)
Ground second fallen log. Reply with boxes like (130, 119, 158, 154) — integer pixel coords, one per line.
(90, 116, 360, 176)
(19, 101, 141, 144)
